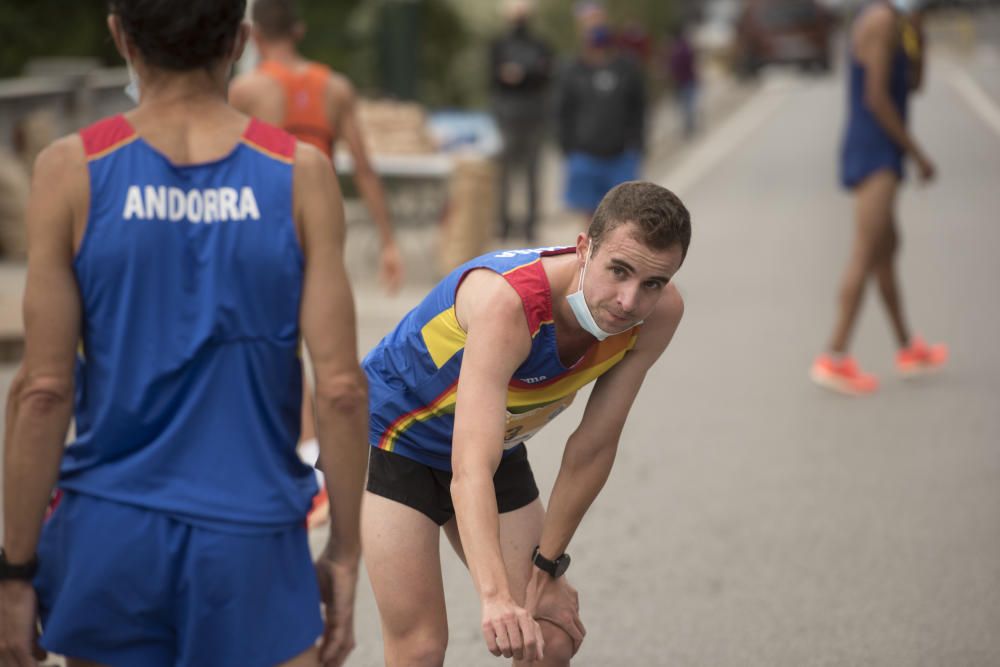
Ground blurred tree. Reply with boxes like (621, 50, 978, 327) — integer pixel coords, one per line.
(0, 0, 119, 77)
(300, 0, 470, 107)
(0, 0, 676, 107)
(298, 0, 367, 86)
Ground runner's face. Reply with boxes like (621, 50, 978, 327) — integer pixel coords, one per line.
(579, 224, 683, 333)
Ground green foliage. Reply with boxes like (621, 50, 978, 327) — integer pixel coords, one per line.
(296, 1, 471, 106)
(0, 0, 677, 106)
(298, 0, 367, 85)
(0, 0, 120, 77)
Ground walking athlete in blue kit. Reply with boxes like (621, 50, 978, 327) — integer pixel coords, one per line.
(811, 0, 947, 395)
(360, 181, 691, 666)
(0, 1, 367, 666)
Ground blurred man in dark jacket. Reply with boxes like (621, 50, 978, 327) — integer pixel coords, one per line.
(490, 0, 554, 242)
(558, 4, 646, 220)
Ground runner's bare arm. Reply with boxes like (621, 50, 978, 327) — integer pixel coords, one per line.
(452, 270, 532, 601)
(858, 6, 924, 158)
(330, 77, 401, 291)
(294, 142, 367, 560)
(2, 137, 86, 562)
(451, 270, 543, 659)
(538, 285, 684, 563)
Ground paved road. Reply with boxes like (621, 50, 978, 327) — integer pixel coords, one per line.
(2, 22, 999, 667)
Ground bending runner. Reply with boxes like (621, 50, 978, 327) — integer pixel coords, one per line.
(360, 181, 691, 666)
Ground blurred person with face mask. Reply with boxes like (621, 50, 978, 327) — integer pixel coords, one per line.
(811, 0, 947, 395)
(556, 3, 647, 223)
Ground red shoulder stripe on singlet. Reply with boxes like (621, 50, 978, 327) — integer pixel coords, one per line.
(241, 118, 296, 164)
(502, 259, 553, 338)
(80, 115, 137, 161)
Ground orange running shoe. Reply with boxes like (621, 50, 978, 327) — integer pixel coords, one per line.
(307, 483, 329, 530)
(896, 335, 948, 378)
(810, 354, 879, 396)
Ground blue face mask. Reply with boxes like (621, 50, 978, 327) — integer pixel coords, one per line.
(566, 242, 618, 341)
(588, 25, 613, 49)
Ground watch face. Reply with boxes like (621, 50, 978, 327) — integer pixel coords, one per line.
(554, 554, 571, 578)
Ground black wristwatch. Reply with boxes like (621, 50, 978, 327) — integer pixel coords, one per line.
(532, 546, 570, 579)
(0, 548, 38, 582)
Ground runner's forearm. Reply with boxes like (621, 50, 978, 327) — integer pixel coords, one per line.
(451, 469, 512, 601)
(539, 436, 617, 559)
(2, 371, 72, 562)
(352, 167, 396, 248)
(866, 94, 922, 158)
(314, 371, 368, 561)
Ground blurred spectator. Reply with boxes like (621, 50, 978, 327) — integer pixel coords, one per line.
(666, 25, 700, 138)
(489, 0, 553, 242)
(557, 6, 646, 219)
(574, 1, 607, 32)
(0, 111, 56, 259)
(0, 149, 28, 260)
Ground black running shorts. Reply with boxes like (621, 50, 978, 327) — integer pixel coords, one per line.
(366, 444, 540, 526)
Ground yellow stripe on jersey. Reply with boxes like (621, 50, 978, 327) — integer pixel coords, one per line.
(421, 306, 467, 369)
(506, 335, 636, 409)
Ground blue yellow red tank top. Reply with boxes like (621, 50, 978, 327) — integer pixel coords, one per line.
(363, 246, 640, 470)
(61, 114, 316, 532)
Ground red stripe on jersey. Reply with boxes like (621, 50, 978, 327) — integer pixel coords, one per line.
(243, 118, 296, 160)
(502, 259, 553, 337)
(80, 115, 135, 158)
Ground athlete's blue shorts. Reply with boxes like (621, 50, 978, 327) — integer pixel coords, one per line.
(34, 491, 323, 667)
(840, 139, 904, 189)
(564, 150, 641, 213)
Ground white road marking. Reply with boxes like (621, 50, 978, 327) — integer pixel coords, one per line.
(947, 62, 1000, 139)
(653, 77, 794, 196)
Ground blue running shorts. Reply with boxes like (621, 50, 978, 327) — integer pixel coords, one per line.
(34, 491, 323, 667)
(564, 150, 641, 213)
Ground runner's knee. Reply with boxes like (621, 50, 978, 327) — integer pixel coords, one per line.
(538, 619, 578, 663)
(385, 633, 447, 667)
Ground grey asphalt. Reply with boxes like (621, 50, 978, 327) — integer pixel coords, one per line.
(2, 21, 999, 667)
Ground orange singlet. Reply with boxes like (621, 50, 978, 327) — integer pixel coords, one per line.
(258, 60, 336, 157)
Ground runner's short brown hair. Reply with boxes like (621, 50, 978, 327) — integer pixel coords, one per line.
(589, 181, 692, 259)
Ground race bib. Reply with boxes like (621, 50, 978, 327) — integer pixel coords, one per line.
(503, 393, 576, 448)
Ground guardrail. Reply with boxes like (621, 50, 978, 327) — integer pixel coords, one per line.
(0, 67, 131, 149)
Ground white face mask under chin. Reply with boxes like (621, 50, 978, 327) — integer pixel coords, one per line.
(124, 58, 140, 104)
(890, 0, 923, 14)
(566, 243, 632, 341)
